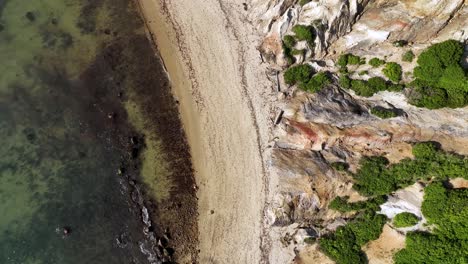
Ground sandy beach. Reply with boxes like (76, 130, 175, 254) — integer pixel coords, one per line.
(135, 0, 274, 263)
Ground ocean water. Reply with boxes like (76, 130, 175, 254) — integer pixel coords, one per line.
(0, 0, 171, 263)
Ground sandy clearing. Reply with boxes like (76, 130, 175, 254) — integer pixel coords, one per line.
(136, 0, 274, 263)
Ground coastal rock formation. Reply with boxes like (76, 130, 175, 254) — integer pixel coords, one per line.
(250, 0, 468, 263)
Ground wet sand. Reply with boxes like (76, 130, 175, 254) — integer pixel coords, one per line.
(135, 0, 274, 263)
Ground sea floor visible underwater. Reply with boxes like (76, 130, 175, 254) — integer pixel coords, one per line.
(0, 0, 191, 263)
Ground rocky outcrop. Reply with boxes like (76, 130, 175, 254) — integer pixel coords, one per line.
(251, 0, 468, 263)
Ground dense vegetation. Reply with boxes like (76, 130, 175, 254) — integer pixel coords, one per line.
(352, 142, 468, 196)
(393, 212, 419, 228)
(284, 64, 313, 85)
(320, 142, 468, 264)
(382, 62, 402, 83)
(299, 71, 331, 92)
(394, 183, 468, 263)
(410, 39, 468, 109)
(349, 77, 403, 97)
(320, 211, 387, 264)
(370, 107, 398, 119)
(329, 196, 386, 213)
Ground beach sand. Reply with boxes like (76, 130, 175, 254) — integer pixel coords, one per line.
(135, 0, 274, 263)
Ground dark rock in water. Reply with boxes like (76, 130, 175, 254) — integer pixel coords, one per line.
(25, 12, 36, 22)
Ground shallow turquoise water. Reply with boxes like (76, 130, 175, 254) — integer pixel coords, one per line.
(0, 0, 161, 263)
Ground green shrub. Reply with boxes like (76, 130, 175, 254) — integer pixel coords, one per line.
(304, 237, 316, 244)
(359, 70, 368, 76)
(329, 196, 386, 212)
(331, 162, 349, 171)
(369, 58, 385, 68)
(337, 54, 349, 68)
(283, 35, 296, 48)
(371, 107, 398, 119)
(383, 62, 402, 83)
(339, 74, 351, 89)
(300, 72, 330, 92)
(320, 212, 387, 264)
(412, 142, 438, 159)
(352, 142, 468, 196)
(349, 77, 389, 97)
(393, 212, 419, 227)
(347, 54, 362, 65)
(410, 86, 449, 109)
(284, 64, 313, 85)
(402, 50, 415, 62)
(292, 25, 315, 46)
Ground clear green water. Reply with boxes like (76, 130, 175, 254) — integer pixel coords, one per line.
(0, 0, 161, 263)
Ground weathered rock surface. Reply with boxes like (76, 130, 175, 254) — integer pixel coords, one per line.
(251, 1, 468, 262)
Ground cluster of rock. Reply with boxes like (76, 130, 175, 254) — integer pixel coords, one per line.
(249, 0, 468, 262)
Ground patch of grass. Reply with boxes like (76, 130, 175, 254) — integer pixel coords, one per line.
(393, 212, 419, 228)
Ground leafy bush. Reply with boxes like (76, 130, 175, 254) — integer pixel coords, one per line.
(331, 161, 349, 171)
(349, 77, 389, 97)
(393, 40, 408, 47)
(336, 53, 364, 67)
(383, 62, 402, 83)
(284, 64, 313, 85)
(393, 212, 419, 228)
(369, 58, 385, 68)
(359, 70, 368, 76)
(300, 72, 330, 92)
(320, 212, 387, 264)
(352, 142, 468, 196)
(371, 107, 398, 119)
(299, 0, 312, 6)
(339, 74, 351, 89)
(292, 24, 315, 46)
(402, 50, 415, 62)
(283, 35, 296, 49)
(329, 196, 386, 212)
(410, 39, 467, 109)
(348, 54, 363, 65)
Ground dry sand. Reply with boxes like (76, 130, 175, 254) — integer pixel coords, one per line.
(136, 0, 275, 263)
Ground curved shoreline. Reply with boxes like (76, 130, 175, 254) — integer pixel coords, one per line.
(135, 0, 273, 263)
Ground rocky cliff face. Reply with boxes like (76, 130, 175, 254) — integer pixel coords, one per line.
(250, 0, 468, 263)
